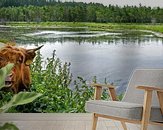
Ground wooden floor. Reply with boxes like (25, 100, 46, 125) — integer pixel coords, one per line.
(0, 113, 125, 130)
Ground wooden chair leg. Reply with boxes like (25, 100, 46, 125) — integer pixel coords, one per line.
(121, 121, 127, 130)
(157, 91, 163, 114)
(92, 113, 98, 130)
(141, 90, 152, 130)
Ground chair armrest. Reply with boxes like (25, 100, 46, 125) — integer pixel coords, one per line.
(90, 83, 117, 101)
(137, 86, 163, 115)
(137, 86, 163, 92)
(90, 83, 114, 89)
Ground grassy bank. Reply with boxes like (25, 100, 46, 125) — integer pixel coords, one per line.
(6, 22, 163, 33)
(0, 22, 163, 44)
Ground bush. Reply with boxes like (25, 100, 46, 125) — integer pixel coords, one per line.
(14, 51, 81, 112)
(14, 51, 111, 113)
(0, 64, 42, 130)
(0, 50, 120, 113)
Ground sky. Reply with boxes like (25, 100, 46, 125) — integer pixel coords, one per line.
(64, 0, 163, 7)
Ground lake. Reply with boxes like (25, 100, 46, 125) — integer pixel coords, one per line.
(15, 29, 163, 93)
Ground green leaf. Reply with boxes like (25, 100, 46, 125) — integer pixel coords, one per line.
(0, 123, 19, 130)
(0, 92, 42, 112)
(0, 63, 14, 89)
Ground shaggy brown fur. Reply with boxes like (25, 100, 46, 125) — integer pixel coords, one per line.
(0, 45, 43, 93)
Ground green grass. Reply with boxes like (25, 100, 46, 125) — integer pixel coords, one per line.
(0, 22, 162, 43)
(6, 22, 163, 33)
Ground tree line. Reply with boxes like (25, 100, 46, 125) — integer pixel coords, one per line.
(0, 0, 163, 23)
(0, 0, 58, 7)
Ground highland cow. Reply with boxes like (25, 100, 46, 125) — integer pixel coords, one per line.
(0, 45, 43, 93)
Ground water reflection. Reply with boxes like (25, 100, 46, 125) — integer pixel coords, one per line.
(18, 32, 163, 46)
(17, 30, 163, 93)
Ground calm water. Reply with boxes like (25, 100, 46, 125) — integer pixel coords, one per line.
(17, 30, 163, 93)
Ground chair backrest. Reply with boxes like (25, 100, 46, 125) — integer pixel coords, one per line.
(122, 69, 163, 107)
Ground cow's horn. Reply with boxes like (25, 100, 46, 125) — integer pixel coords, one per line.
(27, 45, 44, 53)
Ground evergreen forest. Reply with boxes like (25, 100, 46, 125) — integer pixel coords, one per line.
(0, 0, 163, 23)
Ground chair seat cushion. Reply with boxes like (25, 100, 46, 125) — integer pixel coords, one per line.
(85, 100, 163, 122)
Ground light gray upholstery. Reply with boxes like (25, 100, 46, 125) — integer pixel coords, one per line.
(86, 100, 143, 120)
(85, 69, 163, 123)
(86, 100, 163, 122)
(123, 69, 163, 106)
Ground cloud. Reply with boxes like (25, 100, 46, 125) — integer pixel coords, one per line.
(64, 0, 163, 7)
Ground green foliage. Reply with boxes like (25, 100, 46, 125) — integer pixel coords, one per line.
(0, 92, 42, 112)
(0, 64, 14, 89)
(117, 93, 124, 101)
(0, 123, 19, 130)
(0, 64, 14, 111)
(14, 52, 89, 112)
(0, 64, 42, 130)
(0, 1, 163, 23)
(0, 64, 42, 113)
(0, 52, 123, 113)
(14, 51, 112, 113)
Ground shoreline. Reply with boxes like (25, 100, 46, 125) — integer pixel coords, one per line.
(3, 22, 163, 32)
(0, 22, 163, 43)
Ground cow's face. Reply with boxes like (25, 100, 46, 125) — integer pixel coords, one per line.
(0, 45, 43, 93)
